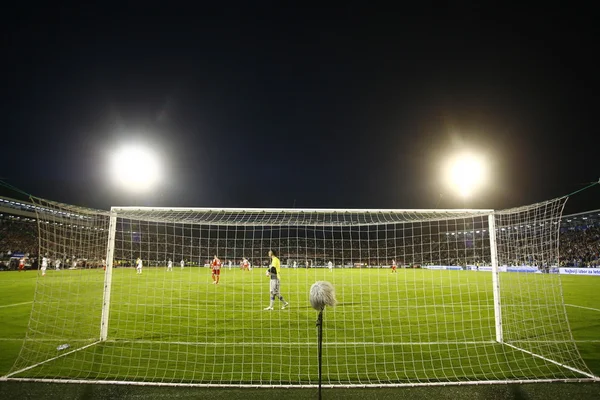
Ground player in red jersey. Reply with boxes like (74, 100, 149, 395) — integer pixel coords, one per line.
(211, 255, 221, 284)
(242, 257, 250, 271)
(391, 259, 397, 273)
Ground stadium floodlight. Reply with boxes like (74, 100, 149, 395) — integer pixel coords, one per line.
(445, 152, 487, 197)
(109, 145, 161, 193)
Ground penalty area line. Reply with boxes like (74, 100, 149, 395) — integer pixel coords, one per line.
(565, 304, 600, 313)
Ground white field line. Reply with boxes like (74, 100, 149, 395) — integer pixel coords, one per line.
(2, 341, 101, 379)
(3, 377, 599, 387)
(2, 338, 597, 344)
(119, 303, 498, 309)
(565, 304, 600, 313)
(0, 338, 96, 342)
(1, 338, 598, 344)
(503, 342, 597, 380)
(107, 340, 496, 346)
(507, 340, 600, 343)
(6, 302, 572, 309)
(117, 303, 561, 308)
(0, 301, 33, 308)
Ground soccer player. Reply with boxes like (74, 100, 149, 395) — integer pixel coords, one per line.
(242, 257, 250, 271)
(211, 255, 221, 284)
(264, 250, 289, 310)
(102, 258, 106, 271)
(391, 259, 397, 273)
(18, 257, 25, 272)
(136, 257, 143, 274)
(167, 259, 173, 271)
(328, 261, 333, 271)
(41, 256, 48, 276)
(228, 260, 232, 270)
(55, 258, 61, 271)
(180, 259, 185, 269)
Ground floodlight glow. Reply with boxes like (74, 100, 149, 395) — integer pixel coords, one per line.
(445, 153, 486, 197)
(110, 145, 161, 193)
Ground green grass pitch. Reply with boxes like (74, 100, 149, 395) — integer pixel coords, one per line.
(0, 267, 599, 396)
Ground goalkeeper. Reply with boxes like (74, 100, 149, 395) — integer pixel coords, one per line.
(264, 250, 290, 310)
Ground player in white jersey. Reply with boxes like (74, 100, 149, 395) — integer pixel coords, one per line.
(167, 259, 173, 271)
(55, 259, 61, 271)
(328, 261, 333, 271)
(41, 256, 48, 276)
(136, 258, 143, 274)
(180, 259, 185, 269)
(228, 260, 232, 270)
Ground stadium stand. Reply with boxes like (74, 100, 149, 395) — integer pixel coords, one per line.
(0, 196, 598, 270)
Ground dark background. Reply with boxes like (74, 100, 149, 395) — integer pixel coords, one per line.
(3, 4, 598, 213)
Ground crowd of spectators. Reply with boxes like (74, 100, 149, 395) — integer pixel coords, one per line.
(0, 217, 37, 256)
(1, 212, 598, 270)
(559, 226, 600, 267)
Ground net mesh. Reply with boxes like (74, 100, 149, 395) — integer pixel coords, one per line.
(8, 197, 594, 385)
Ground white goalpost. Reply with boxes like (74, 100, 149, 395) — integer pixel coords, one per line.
(488, 213, 502, 343)
(3, 197, 597, 386)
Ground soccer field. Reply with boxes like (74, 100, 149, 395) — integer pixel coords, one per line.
(1, 267, 599, 388)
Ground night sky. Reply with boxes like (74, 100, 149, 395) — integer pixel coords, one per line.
(3, 4, 599, 213)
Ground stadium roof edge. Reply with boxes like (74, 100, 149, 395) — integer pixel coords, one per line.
(0, 205, 37, 219)
(0, 195, 33, 205)
(562, 209, 600, 219)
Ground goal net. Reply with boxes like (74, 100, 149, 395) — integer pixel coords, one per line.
(5, 197, 596, 386)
